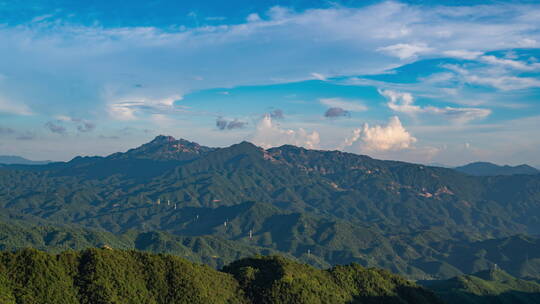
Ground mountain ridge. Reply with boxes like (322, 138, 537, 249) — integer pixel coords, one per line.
(0, 155, 51, 165)
(455, 162, 539, 176)
(1, 135, 540, 281)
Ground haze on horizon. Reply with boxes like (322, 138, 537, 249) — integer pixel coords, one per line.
(0, 0, 539, 167)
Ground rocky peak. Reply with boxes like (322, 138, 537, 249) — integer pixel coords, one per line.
(111, 135, 214, 161)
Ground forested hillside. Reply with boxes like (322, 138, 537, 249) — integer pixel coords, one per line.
(1, 136, 540, 280)
(0, 248, 441, 304)
(426, 268, 540, 304)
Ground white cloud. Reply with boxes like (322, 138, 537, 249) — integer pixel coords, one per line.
(319, 98, 367, 112)
(0, 97, 32, 116)
(379, 89, 491, 123)
(247, 13, 261, 23)
(106, 94, 183, 120)
(31, 14, 54, 23)
(342, 116, 416, 152)
(250, 115, 320, 149)
(379, 90, 421, 114)
(377, 43, 432, 60)
(442, 50, 483, 60)
(311, 73, 327, 81)
(480, 55, 540, 71)
(108, 102, 139, 120)
(518, 38, 537, 47)
(1, 1, 540, 118)
(465, 74, 540, 91)
(424, 106, 491, 124)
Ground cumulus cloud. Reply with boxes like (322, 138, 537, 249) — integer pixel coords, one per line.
(216, 117, 247, 130)
(324, 107, 350, 118)
(250, 115, 320, 149)
(319, 98, 367, 112)
(379, 90, 421, 115)
(342, 116, 416, 152)
(379, 89, 491, 123)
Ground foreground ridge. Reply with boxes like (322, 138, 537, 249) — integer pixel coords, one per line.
(0, 248, 441, 304)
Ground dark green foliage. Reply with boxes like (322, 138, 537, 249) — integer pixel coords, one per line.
(223, 255, 443, 304)
(0, 249, 246, 304)
(0, 219, 287, 269)
(0, 249, 443, 304)
(426, 268, 540, 304)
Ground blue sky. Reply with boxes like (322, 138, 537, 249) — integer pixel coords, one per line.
(0, 0, 539, 166)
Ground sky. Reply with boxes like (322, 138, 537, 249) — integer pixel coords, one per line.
(0, 0, 539, 166)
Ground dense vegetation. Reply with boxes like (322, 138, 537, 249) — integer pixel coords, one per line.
(1, 135, 540, 280)
(0, 248, 441, 304)
(426, 268, 540, 304)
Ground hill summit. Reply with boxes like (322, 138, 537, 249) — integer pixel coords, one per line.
(109, 135, 215, 161)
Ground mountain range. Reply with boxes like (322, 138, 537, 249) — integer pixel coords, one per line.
(1, 135, 540, 282)
(454, 162, 539, 176)
(0, 155, 51, 165)
(426, 268, 540, 304)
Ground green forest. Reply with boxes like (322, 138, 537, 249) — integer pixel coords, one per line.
(2, 136, 540, 303)
(0, 248, 441, 304)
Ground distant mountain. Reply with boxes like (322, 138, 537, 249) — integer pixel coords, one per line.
(0, 155, 50, 165)
(426, 269, 540, 304)
(427, 162, 451, 168)
(454, 162, 539, 176)
(108, 134, 215, 161)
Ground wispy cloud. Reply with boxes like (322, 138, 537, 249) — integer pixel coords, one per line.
(379, 89, 491, 123)
(1, 1, 539, 118)
(106, 95, 184, 120)
(0, 97, 32, 116)
(311, 73, 327, 81)
(377, 43, 432, 60)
